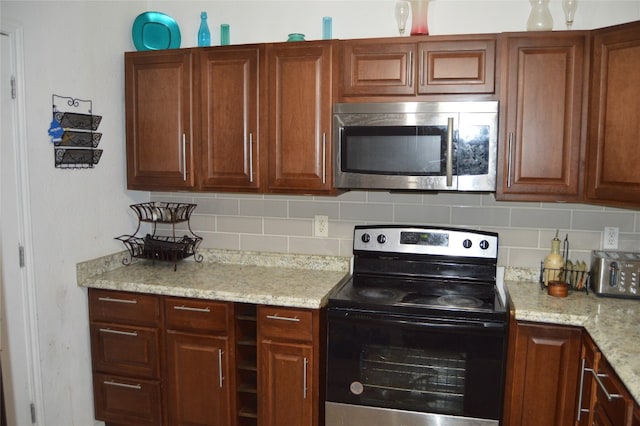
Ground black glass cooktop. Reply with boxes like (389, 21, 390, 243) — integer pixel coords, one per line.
(329, 274, 506, 321)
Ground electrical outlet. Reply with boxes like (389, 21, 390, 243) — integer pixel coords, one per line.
(604, 227, 619, 249)
(314, 215, 329, 237)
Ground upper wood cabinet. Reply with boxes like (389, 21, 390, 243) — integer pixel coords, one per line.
(496, 32, 588, 201)
(266, 41, 335, 194)
(125, 50, 196, 191)
(586, 21, 640, 207)
(338, 35, 497, 100)
(199, 46, 264, 192)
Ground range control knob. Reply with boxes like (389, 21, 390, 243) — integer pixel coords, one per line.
(377, 234, 387, 244)
(463, 239, 472, 249)
(361, 233, 371, 243)
(480, 240, 490, 250)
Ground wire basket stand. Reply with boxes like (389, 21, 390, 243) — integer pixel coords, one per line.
(116, 202, 203, 271)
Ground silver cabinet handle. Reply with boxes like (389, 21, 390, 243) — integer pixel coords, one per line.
(322, 133, 327, 185)
(265, 313, 300, 322)
(98, 296, 137, 304)
(303, 357, 308, 399)
(249, 133, 254, 183)
(507, 132, 514, 188)
(99, 328, 138, 337)
(104, 380, 141, 390)
(408, 50, 414, 88)
(218, 349, 224, 388)
(420, 49, 425, 87)
(173, 305, 211, 313)
(446, 117, 454, 187)
(576, 358, 587, 421)
(591, 369, 624, 401)
(182, 133, 187, 182)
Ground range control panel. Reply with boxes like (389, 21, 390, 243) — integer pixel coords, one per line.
(353, 225, 498, 259)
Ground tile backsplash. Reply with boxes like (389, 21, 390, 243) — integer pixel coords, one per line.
(150, 191, 640, 270)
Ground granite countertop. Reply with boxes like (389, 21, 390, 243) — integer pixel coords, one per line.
(505, 279, 640, 406)
(77, 249, 351, 309)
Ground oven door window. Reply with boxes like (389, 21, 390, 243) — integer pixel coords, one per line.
(341, 126, 449, 175)
(326, 312, 506, 420)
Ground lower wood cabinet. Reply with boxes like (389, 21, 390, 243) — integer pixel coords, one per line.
(164, 297, 235, 426)
(503, 320, 582, 426)
(258, 305, 321, 426)
(88, 288, 163, 426)
(88, 288, 322, 426)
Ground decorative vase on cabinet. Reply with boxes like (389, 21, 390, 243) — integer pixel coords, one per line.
(527, 0, 553, 31)
(409, 0, 430, 35)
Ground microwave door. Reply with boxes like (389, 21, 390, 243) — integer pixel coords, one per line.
(335, 119, 458, 191)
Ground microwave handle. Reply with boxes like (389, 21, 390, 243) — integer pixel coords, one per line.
(446, 117, 454, 187)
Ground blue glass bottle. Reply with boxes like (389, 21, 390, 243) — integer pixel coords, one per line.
(198, 12, 211, 47)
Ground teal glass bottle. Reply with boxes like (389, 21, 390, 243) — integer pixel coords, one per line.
(198, 12, 211, 47)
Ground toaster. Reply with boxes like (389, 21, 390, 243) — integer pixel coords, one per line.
(591, 250, 640, 298)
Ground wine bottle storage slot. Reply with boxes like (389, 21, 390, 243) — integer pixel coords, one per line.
(235, 303, 258, 424)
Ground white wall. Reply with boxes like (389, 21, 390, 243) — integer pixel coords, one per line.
(1, 1, 640, 424)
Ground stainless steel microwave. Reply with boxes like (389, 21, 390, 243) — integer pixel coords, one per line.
(333, 101, 499, 191)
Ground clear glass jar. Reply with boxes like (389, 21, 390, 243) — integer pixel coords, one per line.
(527, 0, 553, 31)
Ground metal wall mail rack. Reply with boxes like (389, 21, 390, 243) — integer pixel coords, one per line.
(50, 94, 103, 168)
(116, 202, 203, 271)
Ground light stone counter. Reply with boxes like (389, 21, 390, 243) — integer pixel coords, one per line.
(77, 249, 351, 309)
(505, 279, 640, 406)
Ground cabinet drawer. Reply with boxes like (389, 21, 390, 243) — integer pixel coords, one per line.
(258, 306, 313, 342)
(89, 288, 161, 326)
(90, 323, 160, 378)
(93, 373, 162, 426)
(165, 297, 230, 333)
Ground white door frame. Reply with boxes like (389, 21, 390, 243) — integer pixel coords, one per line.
(1, 20, 45, 425)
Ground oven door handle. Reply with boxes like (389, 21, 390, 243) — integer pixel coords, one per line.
(333, 311, 506, 332)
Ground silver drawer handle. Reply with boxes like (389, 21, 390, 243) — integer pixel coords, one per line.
(589, 368, 624, 401)
(104, 380, 142, 390)
(173, 305, 211, 313)
(99, 328, 138, 337)
(266, 313, 300, 322)
(98, 296, 137, 304)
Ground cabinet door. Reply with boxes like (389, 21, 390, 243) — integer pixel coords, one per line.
(497, 33, 587, 201)
(417, 38, 496, 94)
(259, 340, 313, 426)
(586, 21, 640, 206)
(166, 331, 233, 426)
(340, 40, 416, 97)
(199, 46, 263, 192)
(125, 50, 195, 190)
(267, 41, 334, 193)
(504, 321, 581, 426)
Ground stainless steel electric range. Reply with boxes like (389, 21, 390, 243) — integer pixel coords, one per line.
(326, 225, 508, 426)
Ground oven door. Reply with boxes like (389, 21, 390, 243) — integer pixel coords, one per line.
(326, 308, 507, 425)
